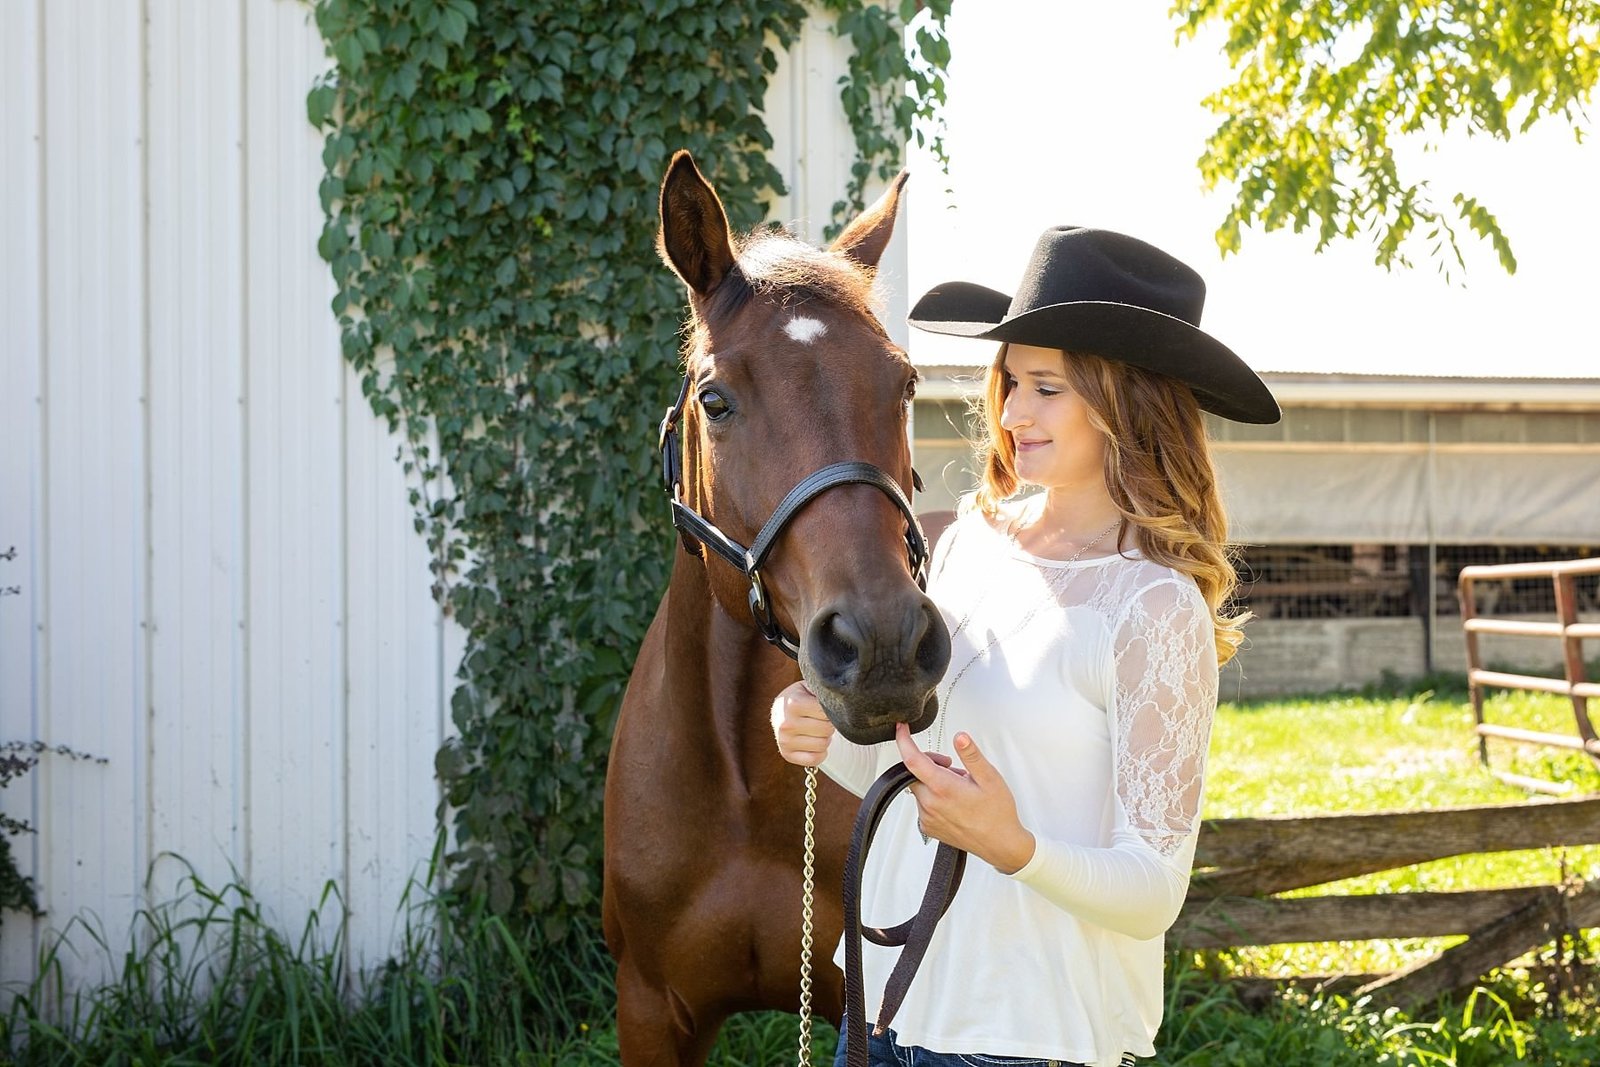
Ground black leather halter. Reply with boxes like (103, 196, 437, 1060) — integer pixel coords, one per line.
(658, 374, 931, 660)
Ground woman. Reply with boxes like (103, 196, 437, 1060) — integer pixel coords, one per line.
(772, 227, 1281, 1067)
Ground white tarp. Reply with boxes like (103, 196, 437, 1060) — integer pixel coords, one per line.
(1431, 451, 1600, 543)
(1218, 447, 1600, 545)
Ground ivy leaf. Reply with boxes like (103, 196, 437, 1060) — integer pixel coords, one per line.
(306, 84, 337, 127)
(435, 742, 465, 780)
(332, 31, 366, 73)
(439, 5, 469, 46)
(392, 63, 420, 101)
(561, 866, 591, 907)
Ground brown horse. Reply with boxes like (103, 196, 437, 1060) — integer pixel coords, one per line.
(602, 152, 952, 1066)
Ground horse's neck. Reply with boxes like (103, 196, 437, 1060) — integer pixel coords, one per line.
(662, 552, 800, 797)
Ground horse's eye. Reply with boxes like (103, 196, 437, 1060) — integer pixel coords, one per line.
(902, 379, 918, 407)
(699, 389, 732, 421)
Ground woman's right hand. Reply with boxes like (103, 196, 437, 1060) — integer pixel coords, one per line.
(771, 679, 836, 767)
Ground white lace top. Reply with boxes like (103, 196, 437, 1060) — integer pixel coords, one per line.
(819, 494, 1219, 1067)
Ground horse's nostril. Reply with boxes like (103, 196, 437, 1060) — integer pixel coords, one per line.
(809, 610, 862, 686)
(827, 612, 863, 660)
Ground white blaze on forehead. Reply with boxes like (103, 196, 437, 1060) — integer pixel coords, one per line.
(784, 316, 827, 345)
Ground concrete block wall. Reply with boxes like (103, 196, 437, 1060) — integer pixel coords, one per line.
(1221, 613, 1600, 700)
(1222, 618, 1425, 700)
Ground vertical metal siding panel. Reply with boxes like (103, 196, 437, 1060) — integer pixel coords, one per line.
(797, 15, 836, 239)
(243, 0, 345, 922)
(0, 0, 45, 988)
(441, 598, 467, 728)
(807, 14, 841, 237)
(3, 0, 457, 996)
(761, 18, 859, 236)
(753, 26, 853, 235)
(37, 0, 147, 985)
(341, 386, 388, 962)
(343, 389, 449, 967)
(145, 0, 247, 906)
(762, 28, 802, 227)
(767, 16, 911, 346)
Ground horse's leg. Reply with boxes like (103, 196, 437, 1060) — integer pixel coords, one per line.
(615, 958, 723, 1067)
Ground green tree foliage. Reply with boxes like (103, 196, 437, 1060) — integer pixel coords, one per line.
(1173, 0, 1599, 275)
(309, 0, 949, 945)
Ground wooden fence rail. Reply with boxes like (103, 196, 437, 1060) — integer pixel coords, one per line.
(1174, 795, 1600, 1010)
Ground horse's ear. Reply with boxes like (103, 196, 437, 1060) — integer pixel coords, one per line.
(658, 151, 737, 296)
(829, 171, 908, 270)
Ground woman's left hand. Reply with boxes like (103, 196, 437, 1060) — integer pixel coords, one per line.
(895, 723, 1037, 875)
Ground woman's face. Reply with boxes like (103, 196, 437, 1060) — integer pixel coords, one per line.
(998, 344, 1107, 492)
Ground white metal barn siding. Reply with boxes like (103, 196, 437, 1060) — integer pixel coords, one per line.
(0, 0, 454, 990)
(0, 0, 888, 997)
(763, 14, 913, 350)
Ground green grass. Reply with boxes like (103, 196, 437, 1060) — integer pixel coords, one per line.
(2, 674, 1597, 1064)
(0, 858, 621, 1066)
(1155, 970, 1600, 1065)
(1208, 677, 1600, 819)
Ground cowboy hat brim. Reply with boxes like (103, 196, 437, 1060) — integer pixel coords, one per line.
(909, 281, 1280, 424)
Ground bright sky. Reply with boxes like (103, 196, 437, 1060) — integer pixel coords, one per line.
(902, 3, 1600, 378)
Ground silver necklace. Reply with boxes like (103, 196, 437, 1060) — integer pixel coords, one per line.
(926, 515, 1122, 774)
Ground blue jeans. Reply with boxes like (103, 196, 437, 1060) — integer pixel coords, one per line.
(830, 1021, 1102, 1067)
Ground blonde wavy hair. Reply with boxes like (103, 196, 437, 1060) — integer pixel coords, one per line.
(972, 344, 1249, 666)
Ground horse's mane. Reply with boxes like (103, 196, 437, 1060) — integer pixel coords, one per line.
(700, 229, 881, 328)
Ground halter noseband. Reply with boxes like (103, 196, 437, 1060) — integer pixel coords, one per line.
(658, 374, 930, 660)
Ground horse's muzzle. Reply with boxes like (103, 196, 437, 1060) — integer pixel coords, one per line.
(819, 689, 940, 747)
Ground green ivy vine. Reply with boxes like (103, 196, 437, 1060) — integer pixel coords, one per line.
(309, 0, 950, 946)
(823, 0, 951, 231)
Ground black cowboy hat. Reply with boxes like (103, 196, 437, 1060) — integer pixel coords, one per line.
(908, 226, 1281, 424)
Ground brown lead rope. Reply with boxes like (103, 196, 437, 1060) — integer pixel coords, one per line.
(796, 762, 966, 1067)
(836, 762, 967, 1067)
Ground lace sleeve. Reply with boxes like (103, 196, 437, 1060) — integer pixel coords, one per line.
(1111, 577, 1219, 858)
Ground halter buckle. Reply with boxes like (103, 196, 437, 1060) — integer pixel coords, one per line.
(658, 376, 690, 494)
(747, 569, 768, 617)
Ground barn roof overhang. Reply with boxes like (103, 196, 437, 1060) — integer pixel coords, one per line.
(914, 367, 1600, 410)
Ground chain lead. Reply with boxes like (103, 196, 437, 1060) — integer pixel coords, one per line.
(797, 765, 819, 1067)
